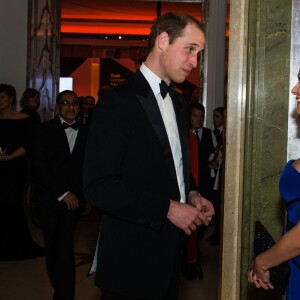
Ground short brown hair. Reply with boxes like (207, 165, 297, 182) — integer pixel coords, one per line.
(148, 12, 204, 52)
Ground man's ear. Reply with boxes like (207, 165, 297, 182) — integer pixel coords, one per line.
(157, 31, 169, 50)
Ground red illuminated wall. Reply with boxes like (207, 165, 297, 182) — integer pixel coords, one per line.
(61, 1, 203, 36)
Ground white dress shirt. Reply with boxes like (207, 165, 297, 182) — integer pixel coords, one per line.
(140, 63, 186, 203)
(59, 116, 78, 154)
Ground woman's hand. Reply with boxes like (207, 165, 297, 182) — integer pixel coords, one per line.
(0, 147, 26, 161)
(247, 255, 274, 290)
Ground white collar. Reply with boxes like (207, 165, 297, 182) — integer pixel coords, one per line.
(59, 115, 76, 125)
(140, 63, 161, 98)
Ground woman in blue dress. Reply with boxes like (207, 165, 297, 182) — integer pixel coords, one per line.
(247, 69, 300, 299)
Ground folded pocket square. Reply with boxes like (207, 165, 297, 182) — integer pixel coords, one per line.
(254, 221, 290, 295)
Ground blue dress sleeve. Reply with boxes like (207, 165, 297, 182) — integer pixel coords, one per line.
(279, 160, 300, 203)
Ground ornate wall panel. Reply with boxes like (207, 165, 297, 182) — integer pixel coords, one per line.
(28, 0, 61, 121)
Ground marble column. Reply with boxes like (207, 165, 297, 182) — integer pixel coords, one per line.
(220, 0, 249, 298)
(27, 0, 61, 121)
(243, 0, 291, 299)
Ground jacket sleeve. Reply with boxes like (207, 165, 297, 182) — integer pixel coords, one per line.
(32, 123, 69, 200)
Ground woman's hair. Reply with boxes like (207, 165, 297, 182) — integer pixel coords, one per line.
(148, 12, 204, 52)
(0, 83, 17, 105)
(20, 88, 39, 107)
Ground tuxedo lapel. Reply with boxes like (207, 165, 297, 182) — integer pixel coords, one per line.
(71, 125, 86, 157)
(171, 95, 190, 193)
(134, 72, 178, 185)
(53, 116, 72, 156)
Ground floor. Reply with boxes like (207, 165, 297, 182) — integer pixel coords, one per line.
(0, 209, 219, 300)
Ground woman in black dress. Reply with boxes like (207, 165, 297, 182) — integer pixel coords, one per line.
(20, 88, 41, 126)
(19, 87, 43, 226)
(0, 83, 44, 260)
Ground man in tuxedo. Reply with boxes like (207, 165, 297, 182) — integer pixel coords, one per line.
(181, 103, 217, 279)
(33, 90, 88, 300)
(190, 103, 217, 201)
(83, 13, 214, 300)
(207, 106, 225, 246)
(77, 95, 96, 126)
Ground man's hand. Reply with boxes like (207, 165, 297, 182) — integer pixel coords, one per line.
(167, 200, 204, 235)
(63, 192, 79, 211)
(188, 191, 215, 225)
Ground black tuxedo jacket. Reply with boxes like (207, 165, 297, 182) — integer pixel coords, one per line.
(83, 70, 194, 299)
(33, 116, 87, 207)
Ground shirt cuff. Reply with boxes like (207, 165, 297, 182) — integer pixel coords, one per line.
(58, 191, 69, 201)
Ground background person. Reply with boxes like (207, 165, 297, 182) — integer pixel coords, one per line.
(190, 103, 217, 202)
(206, 106, 225, 246)
(33, 90, 88, 300)
(77, 95, 96, 126)
(19, 87, 42, 226)
(181, 102, 217, 280)
(20, 88, 41, 126)
(0, 83, 44, 261)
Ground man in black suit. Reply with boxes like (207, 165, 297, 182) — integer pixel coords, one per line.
(77, 95, 96, 126)
(190, 103, 217, 202)
(83, 13, 214, 300)
(33, 90, 87, 300)
(207, 106, 225, 246)
(181, 103, 217, 279)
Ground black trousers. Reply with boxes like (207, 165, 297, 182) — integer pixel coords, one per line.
(42, 201, 81, 300)
(100, 231, 182, 300)
(100, 278, 179, 300)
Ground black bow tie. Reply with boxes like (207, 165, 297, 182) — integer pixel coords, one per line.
(62, 122, 78, 130)
(160, 80, 175, 99)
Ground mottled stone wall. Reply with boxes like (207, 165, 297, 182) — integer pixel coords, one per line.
(240, 0, 291, 299)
